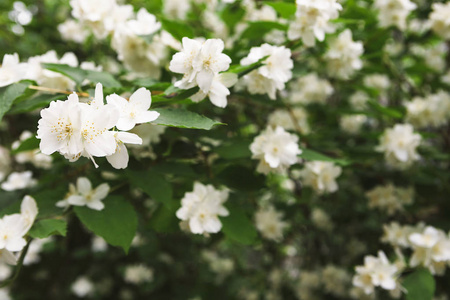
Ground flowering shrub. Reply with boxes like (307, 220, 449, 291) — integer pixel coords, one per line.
(1, 0, 450, 299)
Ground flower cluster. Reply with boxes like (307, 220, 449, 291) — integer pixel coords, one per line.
(176, 182, 229, 235)
(37, 83, 159, 169)
(375, 123, 422, 169)
(288, 0, 342, 47)
(373, 0, 417, 30)
(169, 37, 235, 108)
(250, 126, 301, 174)
(325, 29, 364, 79)
(365, 183, 414, 215)
(429, 2, 450, 40)
(288, 73, 334, 105)
(0, 196, 38, 265)
(240, 44, 293, 100)
(405, 91, 450, 128)
(254, 206, 287, 242)
(297, 161, 342, 194)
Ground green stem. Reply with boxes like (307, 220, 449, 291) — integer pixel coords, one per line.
(0, 239, 32, 288)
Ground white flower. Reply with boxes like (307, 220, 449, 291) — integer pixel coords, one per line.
(288, 73, 333, 105)
(429, 2, 450, 40)
(13, 131, 52, 169)
(23, 237, 52, 265)
(250, 126, 301, 174)
(267, 108, 310, 135)
(71, 276, 94, 298)
(0, 53, 27, 87)
(340, 114, 367, 135)
(66, 177, 110, 211)
(409, 226, 450, 275)
(322, 265, 351, 298)
(124, 265, 154, 284)
(311, 208, 333, 231)
(1, 171, 36, 191)
(126, 8, 161, 36)
(176, 182, 229, 235)
(106, 87, 160, 131)
(20, 195, 38, 232)
(0, 250, 18, 265)
(0, 215, 28, 252)
(0, 263, 12, 280)
(349, 91, 369, 110)
(381, 222, 421, 248)
(298, 161, 342, 194)
(57, 20, 89, 43)
(254, 206, 287, 242)
(91, 236, 108, 253)
(287, 0, 342, 47)
(26, 51, 78, 91)
(366, 184, 414, 216)
(190, 73, 238, 108)
(363, 74, 390, 91)
(170, 37, 231, 94)
(163, 0, 191, 20)
(240, 44, 293, 100)
(325, 29, 364, 79)
(373, 0, 417, 30)
(37, 93, 84, 157)
(353, 251, 399, 295)
(375, 123, 421, 169)
(405, 92, 450, 128)
(106, 132, 142, 169)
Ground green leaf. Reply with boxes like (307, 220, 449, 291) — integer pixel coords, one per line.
(74, 196, 138, 253)
(152, 108, 225, 130)
(215, 140, 251, 159)
(29, 219, 67, 238)
(43, 63, 121, 87)
(263, 2, 296, 19)
(240, 21, 287, 40)
(221, 203, 258, 245)
(299, 148, 351, 166)
(220, 3, 246, 30)
(367, 100, 404, 119)
(218, 165, 265, 191)
(160, 18, 194, 41)
(403, 269, 435, 300)
(43, 63, 85, 86)
(0, 82, 31, 121)
(84, 69, 122, 87)
(126, 170, 175, 209)
(8, 93, 66, 114)
(148, 204, 179, 233)
(11, 136, 39, 154)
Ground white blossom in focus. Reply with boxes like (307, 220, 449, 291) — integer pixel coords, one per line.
(375, 123, 421, 169)
(0, 53, 27, 87)
(106, 87, 159, 131)
(240, 44, 293, 100)
(1, 171, 36, 191)
(255, 206, 287, 242)
(298, 161, 342, 194)
(176, 182, 229, 235)
(250, 126, 301, 174)
(325, 29, 364, 79)
(190, 73, 238, 108)
(65, 177, 110, 211)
